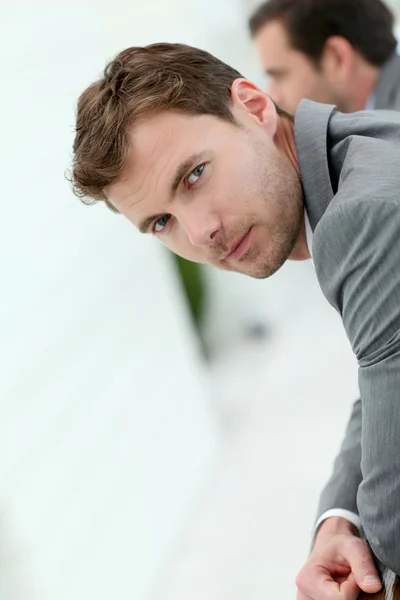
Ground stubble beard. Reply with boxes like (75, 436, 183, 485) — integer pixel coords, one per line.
(242, 149, 303, 279)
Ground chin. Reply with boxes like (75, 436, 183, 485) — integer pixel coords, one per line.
(249, 263, 285, 279)
(230, 258, 284, 279)
(245, 245, 292, 278)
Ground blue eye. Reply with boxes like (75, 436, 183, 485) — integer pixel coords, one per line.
(187, 164, 205, 186)
(154, 214, 170, 233)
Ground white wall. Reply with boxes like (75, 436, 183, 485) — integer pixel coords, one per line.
(1, 2, 222, 599)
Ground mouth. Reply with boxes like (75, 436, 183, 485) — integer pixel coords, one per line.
(224, 227, 252, 262)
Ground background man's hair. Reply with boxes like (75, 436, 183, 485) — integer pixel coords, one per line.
(71, 43, 243, 206)
(249, 0, 397, 67)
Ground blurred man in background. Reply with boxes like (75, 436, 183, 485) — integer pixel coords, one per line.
(71, 43, 400, 600)
(249, 0, 400, 114)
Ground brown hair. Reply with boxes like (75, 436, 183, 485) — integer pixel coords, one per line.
(249, 0, 396, 67)
(71, 43, 243, 207)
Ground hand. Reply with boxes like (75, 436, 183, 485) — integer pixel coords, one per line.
(296, 516, 382, 600)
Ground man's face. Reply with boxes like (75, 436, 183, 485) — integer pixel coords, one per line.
(254, 20, 342, 114)
(107, 93, 303, 279)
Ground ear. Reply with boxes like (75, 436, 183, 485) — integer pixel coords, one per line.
(231, 78, 278, 136)
(320, 36, 356, 84)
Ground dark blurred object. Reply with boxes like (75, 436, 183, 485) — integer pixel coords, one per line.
(174, 255, 205, 334)
(358, 576, 400, 599)
(357, 591, 384, 599)
(358, 590, 386, 599)
(245, 321, 272, 340)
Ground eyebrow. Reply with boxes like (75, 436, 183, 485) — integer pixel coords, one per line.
(138, 151, 206, 234)
(265, 67, 286, 77)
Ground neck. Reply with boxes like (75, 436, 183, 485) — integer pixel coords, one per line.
(274, 114, 299, 173)
(274, 116, 311, 261)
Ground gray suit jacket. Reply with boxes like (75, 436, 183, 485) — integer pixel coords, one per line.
(374, 53, 400, 110)
(294, 100, 400, 575)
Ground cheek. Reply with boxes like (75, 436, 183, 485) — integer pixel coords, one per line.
(271, 74, 306, 112)
(159, 228, 207, 264)
(296, 67, 320, 96)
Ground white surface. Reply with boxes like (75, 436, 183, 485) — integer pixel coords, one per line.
(152, 261, 359, 600)
(1, 3, 224, 599)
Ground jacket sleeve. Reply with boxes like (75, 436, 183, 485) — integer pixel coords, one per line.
(316, 398, 362, 521)
(313, 198, 400, 574)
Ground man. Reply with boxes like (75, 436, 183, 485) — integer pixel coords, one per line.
(71, 43, 400, 599)
(249, 0, 400, 114)
(250, 2, 400, 597)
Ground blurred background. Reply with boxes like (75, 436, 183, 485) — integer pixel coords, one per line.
(2, 1, 400, 599)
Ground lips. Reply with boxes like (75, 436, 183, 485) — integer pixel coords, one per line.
(224, 228, 252, 261)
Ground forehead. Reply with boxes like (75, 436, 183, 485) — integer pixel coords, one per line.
(254, 20, 300, 67)
(134, 110, 205, 160)
(255, 20, 290, 52)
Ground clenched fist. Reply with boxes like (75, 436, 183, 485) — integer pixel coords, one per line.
(296, 516, 382, 600)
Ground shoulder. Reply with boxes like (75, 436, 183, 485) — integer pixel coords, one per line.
(327, 111, 400, 214)
(328, 108, 400, 156)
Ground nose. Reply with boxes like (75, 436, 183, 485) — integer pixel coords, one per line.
(181, 211, 221, 247)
